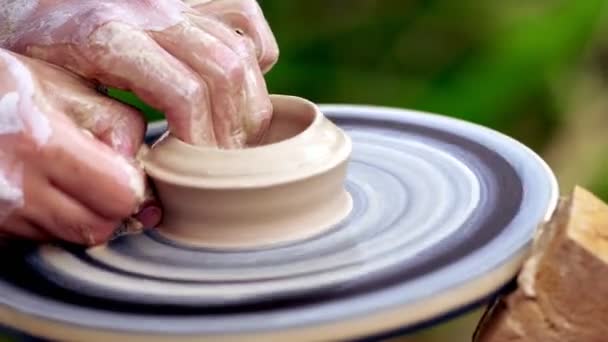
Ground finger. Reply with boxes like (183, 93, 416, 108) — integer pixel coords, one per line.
(191, 0, 279, 72)
(0, 215, 52, 241)
(27, 22, 216, 146)
(185, 14, 273, 145)
(240, 56, 272, 145)
(37, 115, 144, 220)
(18, 162, 118, 245)
(151, 21, 247, 148)
(29, 187, 118, 246)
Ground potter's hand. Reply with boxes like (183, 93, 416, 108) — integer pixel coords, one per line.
(185, 0, 279, 73)
(0, 0, 277, 148)
(0, 49, 147, 245)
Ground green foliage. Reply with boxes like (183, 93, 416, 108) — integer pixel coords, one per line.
(108, 0, 608, 202)
(262, 0, 607, 147)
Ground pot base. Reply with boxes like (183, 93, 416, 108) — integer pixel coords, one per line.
(156, 190, 352, 249)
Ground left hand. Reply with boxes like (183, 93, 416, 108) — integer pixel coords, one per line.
(0, 49, 153, 244)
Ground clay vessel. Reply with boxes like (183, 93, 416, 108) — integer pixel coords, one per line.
(143, 95, 353, 249)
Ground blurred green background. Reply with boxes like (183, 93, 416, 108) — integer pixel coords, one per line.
(257, 0, 608, 341)
(260, 0, 608, 201)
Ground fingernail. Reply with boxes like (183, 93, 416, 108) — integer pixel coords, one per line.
(135, 206, 162, 228)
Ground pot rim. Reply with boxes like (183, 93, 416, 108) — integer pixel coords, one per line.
(143, 94, 352, 189)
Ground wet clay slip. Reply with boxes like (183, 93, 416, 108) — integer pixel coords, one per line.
(143, 95, 353, 249)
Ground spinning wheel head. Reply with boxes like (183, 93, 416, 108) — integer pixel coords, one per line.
(0, 102, 558, 342)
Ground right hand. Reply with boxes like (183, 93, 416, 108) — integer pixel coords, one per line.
(1, 0, 277, 148)
(0, 49, 148, 245)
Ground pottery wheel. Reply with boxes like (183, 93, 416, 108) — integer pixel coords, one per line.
(0, 105, 557, 341)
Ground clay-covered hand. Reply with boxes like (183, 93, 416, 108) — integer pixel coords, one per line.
(0, 0, 277, 148)
(185, 0, 279, 73)
(0, 49, 148, 245)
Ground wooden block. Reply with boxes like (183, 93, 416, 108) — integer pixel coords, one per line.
(474, 187, 608, 342)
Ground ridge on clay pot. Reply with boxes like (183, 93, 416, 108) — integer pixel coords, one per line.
(143, 95, 353, 249)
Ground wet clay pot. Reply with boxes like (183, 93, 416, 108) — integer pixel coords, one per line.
(143, 95, 353, 249)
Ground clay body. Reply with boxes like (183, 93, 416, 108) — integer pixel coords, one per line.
(144, 95, 353, 248)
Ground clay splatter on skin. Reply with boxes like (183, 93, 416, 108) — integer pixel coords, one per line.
(0, 50, 52, 144)
(0, 50, 50, 222)
(0, 91, 25, 222)
(0, 159, 23, 223)
(0, 92, 23, 134)
(0, 0, 39, 47)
